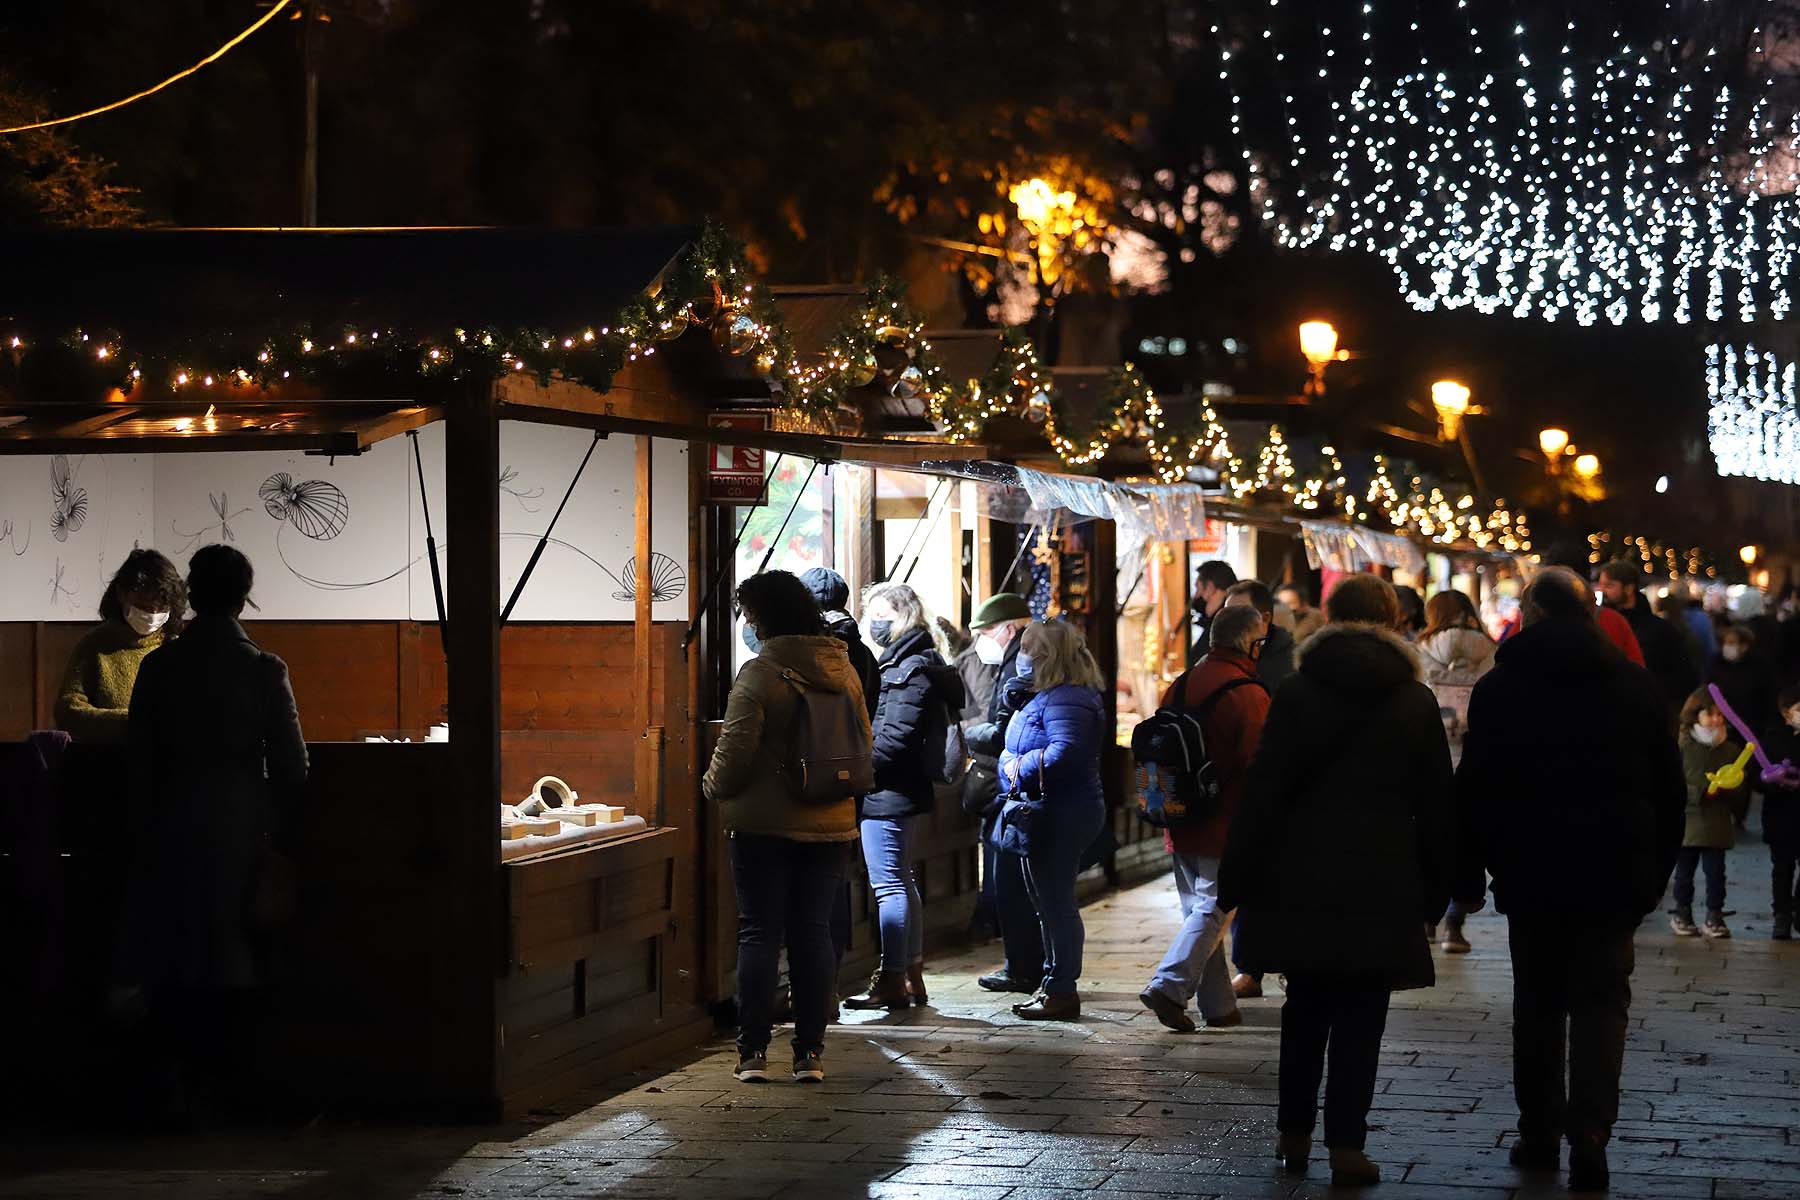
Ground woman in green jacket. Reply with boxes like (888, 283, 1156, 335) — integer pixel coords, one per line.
(1673, 689, 1742, 938)
(703, 570, 868, 1085)
(55, 549, 187, 744)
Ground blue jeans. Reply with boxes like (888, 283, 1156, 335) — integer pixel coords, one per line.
(1020, 801, 1106, 993)
(1229, 910, 1263, 984)
(1146, 853, 1237, 1021)
(861, 816, 923, 970)
(1673, 847, 1727, 916)
(729, 833, 851, 1055)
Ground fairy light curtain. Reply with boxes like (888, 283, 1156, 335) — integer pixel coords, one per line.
(1219, 0, 1800, 325)
(1706, 341, 1800, 484)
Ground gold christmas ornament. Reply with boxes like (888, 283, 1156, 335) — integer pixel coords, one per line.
(845, 350, 879, 388)
(719, 312, 761, 356)
(891, 364, 925, 400)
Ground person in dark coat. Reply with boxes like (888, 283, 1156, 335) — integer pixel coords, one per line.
(1220, 574, 1454, 1188)
(1599, 559, 1698, 718)
(1188, 559, 1238, 666)
(800, 567, 879, 719)
(995, 619, 1109, 1020)
(844, 582, 963, 1010)
(1706, 623, 1779, 829)
(1756, 684, 1800, 940)
(957, 593, 1040, 980)
(1453, 567, 1685, 1193)
(1225, 579, 1297, 690)
(1140, 605, 1270, 1033)
(117, 545, 308, 1107)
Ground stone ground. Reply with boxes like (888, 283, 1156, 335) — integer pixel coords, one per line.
(3, 832, 1798, 1200)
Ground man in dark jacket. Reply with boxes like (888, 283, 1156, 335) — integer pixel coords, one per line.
(960, 593, 1043, 992)
(801, 567, 879, 718)
(1225, 579, 1297, 690)
(1140, 605, 1270, 1033)
(1188, 560, 1238, 666)
(1454, 567, 1685, 1193)
(1599, 559, 1697, 717)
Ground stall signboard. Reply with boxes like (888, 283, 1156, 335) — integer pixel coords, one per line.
(705, 414, 771, 504)
(1188, 519, 1224, 556)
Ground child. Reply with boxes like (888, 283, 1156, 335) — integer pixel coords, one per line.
(1674, 690, 1742, 938)
(1757, 685, 1800, 940)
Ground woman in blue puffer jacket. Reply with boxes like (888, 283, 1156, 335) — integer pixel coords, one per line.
(996, 619, 1108, 1020)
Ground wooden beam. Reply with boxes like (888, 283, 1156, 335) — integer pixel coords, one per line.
(43, 407, 143, 440)
(444, 373, 503, 1102)
(346, 404, 441, 449)
(634, 435, 662, 826)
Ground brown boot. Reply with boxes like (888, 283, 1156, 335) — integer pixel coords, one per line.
(1328, 1147, 1380, 1187)
(842, 970, 909, 1010)
(905, 963, 929, 1007)
(1013, 990, 1080, 1020)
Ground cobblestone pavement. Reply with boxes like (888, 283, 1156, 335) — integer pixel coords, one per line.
(4, 832, 1798, 1199)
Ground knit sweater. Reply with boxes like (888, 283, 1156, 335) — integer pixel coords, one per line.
(54, 620, 167, 744)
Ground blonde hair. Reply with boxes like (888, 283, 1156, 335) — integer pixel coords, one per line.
(861, 581, 945, 655)
(1022, 619, 1104, 692)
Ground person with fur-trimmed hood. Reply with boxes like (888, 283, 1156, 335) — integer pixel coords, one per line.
(1220, 574, 1455, 1188)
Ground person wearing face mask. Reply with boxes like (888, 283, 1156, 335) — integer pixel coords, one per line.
(1224, 580, 1296, 689)
(957, 594, 1043, 992)
(1672, 690, 1743, 939)
(1755, 684, 1800, 940)
(55, 549, 187, 745)
(1704, 624, 1779, 830)
(844, 582, 963, 1011)
(1188, 560, 1239, 666)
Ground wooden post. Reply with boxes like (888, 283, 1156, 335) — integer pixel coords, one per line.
(444, 374, 502, 1107)
(635, 436, 664, 826)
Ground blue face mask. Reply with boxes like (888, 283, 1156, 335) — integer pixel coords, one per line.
(868, 619, 895, 647)
(1013, 650, 1034, 680)
(741, 623, 763, 655)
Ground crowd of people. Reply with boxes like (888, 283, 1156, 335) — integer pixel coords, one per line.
(705, 552, 1799, 1194)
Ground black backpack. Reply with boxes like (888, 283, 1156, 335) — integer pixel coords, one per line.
(1131, 671, 1265, 828)
(779, 669, 876, 804)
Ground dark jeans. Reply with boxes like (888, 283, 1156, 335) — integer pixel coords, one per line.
(986, 839, 1042, 983)
(1277, 976, 1391, 1149)
(1229, 910, 1264, 984)
(1672, 847, 1727, 915)
(729, 833, 851, 1056)
(1772, 843, 1799, 917)
(1507, 916, 1635, 1150)
(1019, 801, 1105, 992)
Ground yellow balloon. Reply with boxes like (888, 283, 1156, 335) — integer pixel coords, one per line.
(1705, 743, 1756, 796)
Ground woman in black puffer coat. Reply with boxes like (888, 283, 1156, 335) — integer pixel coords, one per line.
(1220, 574, 1455, 1188)
(844, 582, 963, 1010)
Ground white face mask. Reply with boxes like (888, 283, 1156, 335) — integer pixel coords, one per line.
(1721, 644, 1744, 663)
(1691, 723, 1726, 748)
(125, 605, 170, 637)
(973, 632, 1006, 666)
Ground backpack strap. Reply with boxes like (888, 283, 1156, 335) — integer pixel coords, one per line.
(1192, 674, 1268, 716)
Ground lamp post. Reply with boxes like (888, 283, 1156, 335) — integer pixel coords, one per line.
(1431, 379, 1473, 441)
(1299, 320, 1345, 398)
(1538, 427, 1570, 473)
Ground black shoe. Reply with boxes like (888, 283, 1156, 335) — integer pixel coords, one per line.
(1508, 1138, 1560, 1171)
(1775, 912, 1793, 940)
(978, 970, 1038, 994)
(1569, 1145, 1609, 1192)
(792, 1049, 825, 1083)
(733, 1051, 768, 1083)
(1138, 987, 1196, 1033)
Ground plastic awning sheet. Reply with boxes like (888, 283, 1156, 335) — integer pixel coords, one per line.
(917, 460, 1212, 545)
(1300, 520, 1428, 574)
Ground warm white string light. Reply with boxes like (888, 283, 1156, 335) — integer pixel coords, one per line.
(1221, 6, 1800, 325)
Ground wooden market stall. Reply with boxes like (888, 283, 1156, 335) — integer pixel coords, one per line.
(0, 226, 979, 1117)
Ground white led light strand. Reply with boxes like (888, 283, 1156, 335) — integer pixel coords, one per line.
(1705, 341, 1800, 484)
(1222, 5, 1799, 325)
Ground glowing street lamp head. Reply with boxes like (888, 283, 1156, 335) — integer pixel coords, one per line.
(1298, 321, 1340, 367)
(1431, 379, 1472, 440)
(1572, 453, 1601, 480)
(1741, 544, 1760, 565)
(1539, 427, 1571, 459)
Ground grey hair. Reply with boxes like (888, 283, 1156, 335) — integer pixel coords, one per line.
(1021, 619, 1105, 692)
(1522, 566, 1595, 627)
(1209, 604, 1265, 654)
(862, 581, 945, 654)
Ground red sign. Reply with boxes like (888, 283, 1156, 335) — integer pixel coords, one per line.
(705, 414, 771, 504)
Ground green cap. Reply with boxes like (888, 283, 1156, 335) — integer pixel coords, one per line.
(971, 592, 1030, 629)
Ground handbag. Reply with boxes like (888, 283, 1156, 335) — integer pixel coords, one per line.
(992, 753, 1047, 857)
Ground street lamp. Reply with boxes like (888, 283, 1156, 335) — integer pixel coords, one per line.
(1538, 427, 1570, 465)
(1299, 320, 1345, 398)
(1431, 379, 1473, 441)
(1741, 544, 1760, 566)
(1572, 453, 1601, 480)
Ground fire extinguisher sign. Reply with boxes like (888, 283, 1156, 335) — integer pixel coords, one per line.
(705, 414, 771, 504)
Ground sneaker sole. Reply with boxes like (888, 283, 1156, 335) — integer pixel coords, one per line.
(734, 1070, 768, 1083)
(1441, 943, 1472, 954)
(793, 1071, 825, 1083)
